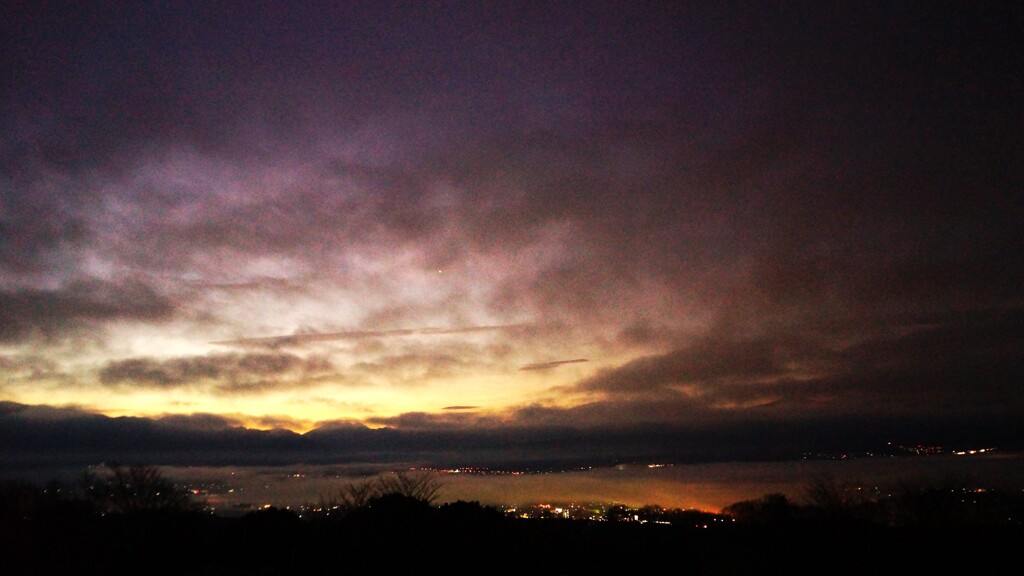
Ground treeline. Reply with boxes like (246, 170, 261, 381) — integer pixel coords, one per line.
(724, 474, 1024, 528)
(2, 465, 1022, 575)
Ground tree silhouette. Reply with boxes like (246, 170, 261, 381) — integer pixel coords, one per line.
(315, 475, 377, 513)
(722, 493, 797, 525)
(801, 473, 872, 521)
(374, 470, 442, 504)
(79, 462, 201, 514)
(315, 470, 442, 517)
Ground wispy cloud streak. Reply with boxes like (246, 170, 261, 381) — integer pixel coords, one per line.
(520, 358, 589, 371)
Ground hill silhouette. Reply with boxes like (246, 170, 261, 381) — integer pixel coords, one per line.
(2, 467, 1022, 575)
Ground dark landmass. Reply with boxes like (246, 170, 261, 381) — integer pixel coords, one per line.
(3, 465, 1023, 575)
(5, 400, 1022, 474)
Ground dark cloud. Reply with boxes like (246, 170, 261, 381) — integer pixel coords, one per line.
(1, 2, 1021, 472)
(573, 307, 1024, 420)
(0, 401, 97, 421)
(0, 278, 175, 343)
(824, 309, 1024, 414)
(154, 412, 239, 432)
(246, 414, 310, 431)
(4, 401, 1022, 471)
(2, 3, 1016, 336)
(520, 358, 589, 371)
(0, 154, 98, 275)
(309, 419, 370, 433)
(0, 403, 308, 468)
(100, 357, 220, 389)
(0, 206, 90, 275)
(364, 411, 493, 432)
(99, 352, 333, 393)
(0, 355, 61, 381)
(577, 335, 828, 395)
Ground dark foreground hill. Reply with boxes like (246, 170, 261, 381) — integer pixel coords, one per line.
(5, 466, 1024, 575)
(3, 491, 1022, 575)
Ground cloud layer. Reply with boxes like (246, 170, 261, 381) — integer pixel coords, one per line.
(1, 3, 1022, 462)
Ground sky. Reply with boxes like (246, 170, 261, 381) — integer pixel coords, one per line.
(2, 1, 1023, 471)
